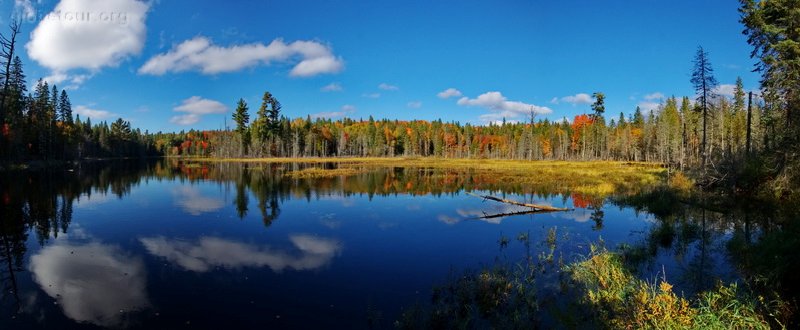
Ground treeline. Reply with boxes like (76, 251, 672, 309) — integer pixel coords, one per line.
(2, 0, 796, 183)
(0, 22, 157, 162)
(155, 78, 763, 171)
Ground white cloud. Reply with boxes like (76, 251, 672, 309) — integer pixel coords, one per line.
(26, 0, 150, 84)
(455, 91, 552, 124)
(549, 97, 559, 104)
(70, 73, 91, 85)
(437, 88, 462, 99)
(362, 92, 380, 99)
(139, 37, 344, 77)
(637, 101, 661, 112)
(560, 93, 593, 105)
(311, 104, 355, 119)
(643, 92, 665, 101)
(321, 82, 343, 92)
(169, 96, 227, 126)
(139, 235, 342, 273)
(407, 101, 422, 109)
(30, 242, 150, 327)
(174, 96, 227, 114)
(43, 71, 70, 85)
(74, 105, 116, 120)
(14, 0, 37, 20)
(378, 83, 399, 91)
(169, 114, 200, 126)
(714, 84, 736, 98)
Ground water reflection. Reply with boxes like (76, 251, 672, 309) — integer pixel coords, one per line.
(139, 235, 342, 273)
(560, 209, 591, 222)
(29, 242, 150, 327)
(0, 160, 795, 328)
(172, 186, 225, 216)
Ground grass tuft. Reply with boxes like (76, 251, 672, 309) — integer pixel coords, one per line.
(566, 244, 775, 329)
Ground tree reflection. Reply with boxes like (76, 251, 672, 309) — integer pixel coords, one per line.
(590, 204, 605, 230)
(0, 160, 157, 320)
(612, 188, 799, 323)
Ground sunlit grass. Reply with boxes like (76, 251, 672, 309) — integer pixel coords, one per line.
(567, 244, 774, 329)
(197, 157, 667, 197)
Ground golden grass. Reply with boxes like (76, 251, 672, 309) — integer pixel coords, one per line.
(568, 245, 772, 329)
(193, 157, 667, 197)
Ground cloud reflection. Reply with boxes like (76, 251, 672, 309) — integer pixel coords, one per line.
(172, 186, 225, 215)
(437, 205, 529, 225)
(139, 235, 342, 273)
(29, 242, 150, 327)
(559, 209, 591, 222)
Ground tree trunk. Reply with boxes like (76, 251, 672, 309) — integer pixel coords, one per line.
(746, 92, 753, 156)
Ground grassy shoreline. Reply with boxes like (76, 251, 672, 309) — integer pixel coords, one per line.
(188, 157, 669, 196)
(190, 156, 664, 167)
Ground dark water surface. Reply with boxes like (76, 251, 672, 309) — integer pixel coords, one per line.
(0, 160, 743, 329)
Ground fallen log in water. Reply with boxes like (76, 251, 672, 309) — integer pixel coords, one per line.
(466, 192, 570, 212)
(477, 209, 564, 220)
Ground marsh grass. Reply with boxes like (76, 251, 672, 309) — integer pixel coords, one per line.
(566, 244, 776, 329)
(198, 157, 667, 197)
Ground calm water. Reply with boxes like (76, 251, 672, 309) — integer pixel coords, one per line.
(0, 160, 740, 329)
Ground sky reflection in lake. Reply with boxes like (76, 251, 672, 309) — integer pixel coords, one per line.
(0, 160, 725, 329)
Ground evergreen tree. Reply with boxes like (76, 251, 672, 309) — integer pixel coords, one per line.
(690, 46, 718, 169)
(232, 98, 250, 155)
(740, 0, 800, 131)
(50, 85, 59, 121)
(59, 90, 72, 124)
(591, 92, 606, 120)
(7, 56, 25, 126)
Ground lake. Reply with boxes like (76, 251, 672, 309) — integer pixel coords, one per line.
(0, 160, 746, 328)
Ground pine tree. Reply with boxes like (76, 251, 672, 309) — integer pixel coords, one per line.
(740, 0, 800, 131)
(232, 98, 250, 155)
(59, 90, 72, 124)
(690, 46, 718, 169)
(8, 56, 25, 126)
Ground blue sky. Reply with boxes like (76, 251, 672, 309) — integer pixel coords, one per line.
(2, 0, 758, 132)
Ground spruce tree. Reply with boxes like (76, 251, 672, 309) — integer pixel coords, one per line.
(232, 98, 250, 155)
(59, 90, 72, 124)
(690, 46, 718, 169)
